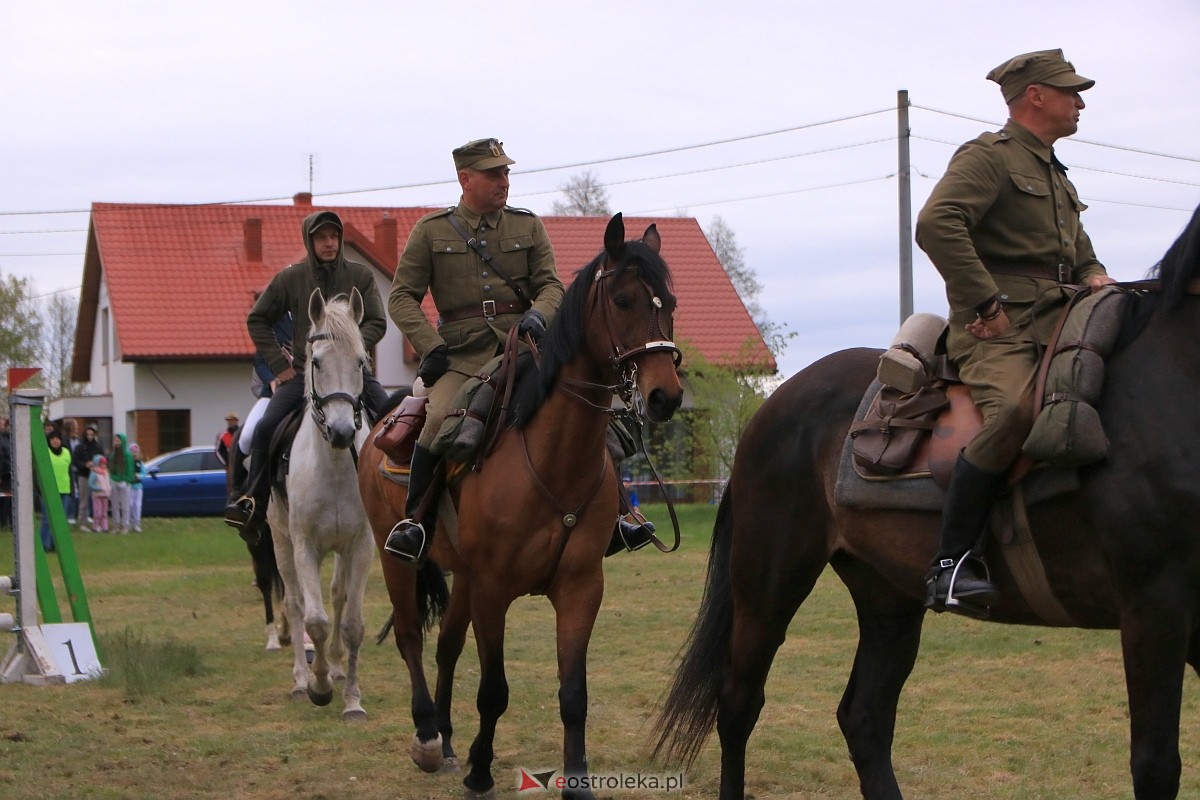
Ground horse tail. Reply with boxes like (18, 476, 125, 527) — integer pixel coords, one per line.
(415, 558, 450, 633)
(652, 483, 735, 769)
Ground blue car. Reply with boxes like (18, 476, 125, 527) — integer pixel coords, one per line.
(141, 446, 228, 516)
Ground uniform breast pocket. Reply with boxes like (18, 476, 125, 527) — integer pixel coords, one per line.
(432, 238, 474, 283)
(1009, 171, 1050, 199)
(497, 235, 535, 277)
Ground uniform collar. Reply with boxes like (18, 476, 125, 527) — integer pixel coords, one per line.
(1002, 119, 1054, 163)
(455, 200, 504, 231)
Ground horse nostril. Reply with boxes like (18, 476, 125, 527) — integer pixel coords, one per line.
(647, 388, 681, 422)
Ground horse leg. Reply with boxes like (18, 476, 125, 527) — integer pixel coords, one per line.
(462, 592, 513, 800)
(250, 533, 282, 651)
(715, 513, 830, 800)
(549, 572, 604, 800)
(831, 553, 925, 800)
(333, 536, 372, 721)
(432, 575, 473, 773)
(293, 540, 334, 707)
(328, 553, 348, 682)
(1120, 593, 1191, 799)
(272, 524, 311, 699)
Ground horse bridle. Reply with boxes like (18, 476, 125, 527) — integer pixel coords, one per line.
(590, 263, 682, 412)
(306, 331, 365, 436)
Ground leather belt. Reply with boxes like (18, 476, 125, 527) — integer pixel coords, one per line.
(987, 262, 1072, 283)
(438, 299, 524, 325)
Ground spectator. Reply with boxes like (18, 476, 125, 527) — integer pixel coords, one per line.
(1, 417, 12, 530)
(38, 430, 73, 552)
(109, 434, 135, 534)
(128, 442, 146, 533)
(215, 412, 239, 467)
(62, 419, 82, 523)
(72, 426, 104, 529)
(88, 455, 111, 532)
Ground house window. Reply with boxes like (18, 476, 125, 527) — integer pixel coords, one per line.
(101, 307, 110, 366)
(156, 410, 190, 453)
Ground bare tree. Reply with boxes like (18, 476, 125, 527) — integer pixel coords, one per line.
(42, 292, 84, 401)
(705, 215, 792, 359)
(551, 170, 611, 216)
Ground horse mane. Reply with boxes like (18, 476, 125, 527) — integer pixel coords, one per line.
(510, 239, 675, 428)
(1116, 203, 1200, 348)
(310, 294, 367, 359)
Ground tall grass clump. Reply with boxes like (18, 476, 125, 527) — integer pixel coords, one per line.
(97, 626, 209, 700)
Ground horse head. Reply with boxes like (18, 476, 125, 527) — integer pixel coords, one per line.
(591, 212, 684, 423)
(305, 288, 368, 449)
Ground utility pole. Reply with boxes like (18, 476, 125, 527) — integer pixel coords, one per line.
(897, 89, 914, 323)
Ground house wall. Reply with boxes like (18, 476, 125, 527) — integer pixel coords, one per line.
(370, 270, 417, 390)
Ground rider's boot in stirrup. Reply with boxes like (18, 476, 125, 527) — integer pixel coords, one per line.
(925, 453, 1005, 617)
(384, 445, 440, 565)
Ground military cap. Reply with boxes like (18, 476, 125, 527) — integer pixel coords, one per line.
(452, 138, 516, 172)
(987, 49, 1094, 103)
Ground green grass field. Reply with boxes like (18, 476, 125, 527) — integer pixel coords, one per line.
(2, 505, 1199, 799)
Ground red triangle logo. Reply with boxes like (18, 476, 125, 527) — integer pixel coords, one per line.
(517, 767, 547, 792)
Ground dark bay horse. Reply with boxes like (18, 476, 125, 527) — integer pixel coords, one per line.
(654, 206, 1200, 799)
(359, 213, 684, 799)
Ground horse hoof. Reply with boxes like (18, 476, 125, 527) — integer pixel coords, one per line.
(462, 787, 497, 800)
(307, 687, 334, 707)
(290, 687, 307, 701)
(342, 708, 368, 722)
(409, 733, 444, 773)
(439, 756, 460, 774)
(265, 640, 281, 652)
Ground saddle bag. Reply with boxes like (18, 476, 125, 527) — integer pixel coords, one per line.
(373, 394, 428, 463)
(876, 312, 948, 393)
(850, 383, 949, 475)
(1023, 286, 1126, 466)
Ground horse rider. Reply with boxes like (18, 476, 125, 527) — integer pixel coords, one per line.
(915, 49, 1116, 613)
(384, 138, 661, 566)
(224, 210, 390, 544)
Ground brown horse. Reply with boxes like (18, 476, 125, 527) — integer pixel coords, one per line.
(654, 204, 1200, 800)
(359, 213, 684, 799)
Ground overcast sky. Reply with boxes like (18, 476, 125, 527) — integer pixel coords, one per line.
(3, 1, 1199, 381)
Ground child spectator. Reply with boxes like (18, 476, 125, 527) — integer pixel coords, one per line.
(88, 455, 111, 532)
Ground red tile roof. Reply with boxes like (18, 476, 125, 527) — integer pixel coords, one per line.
(74, 198, 773, 379)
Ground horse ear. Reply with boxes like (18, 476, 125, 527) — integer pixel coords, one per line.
(350, 287, 365, 325)
(604, 212, 626, 261)
(641, 224, 661, 254)
(308, 288, 325, 325)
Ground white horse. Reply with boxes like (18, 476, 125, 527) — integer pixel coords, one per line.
(268, 288, 374, 720)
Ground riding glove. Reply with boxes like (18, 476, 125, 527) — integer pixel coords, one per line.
(418, 344, 450, 386)
(518, 309, 547, 341)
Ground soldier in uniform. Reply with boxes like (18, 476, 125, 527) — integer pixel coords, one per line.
(383, 138, 565, 564)
(916, 49, 1116, 613)
(224, 210, 390, 543)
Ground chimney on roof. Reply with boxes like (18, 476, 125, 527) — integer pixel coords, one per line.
(375, 215, 398, 266)
(293, 192, 313, 207)
(244, 218, 263, 262)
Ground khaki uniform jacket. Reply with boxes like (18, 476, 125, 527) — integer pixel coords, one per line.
(389, 201, 564, 375)
(248, 212, 387, 375)
(916, 119, 1108, 354)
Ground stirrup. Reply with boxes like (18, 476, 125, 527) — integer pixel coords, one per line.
(224, 496, 255, 529)
(384, 519, 427, 564)
(928, 556, 993, 620)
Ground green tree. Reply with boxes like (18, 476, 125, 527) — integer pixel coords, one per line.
(0, 272, 45, 391)
(551, 170, 611, 216)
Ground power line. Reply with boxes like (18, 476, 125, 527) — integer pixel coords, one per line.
(912, 104, 1200, 164)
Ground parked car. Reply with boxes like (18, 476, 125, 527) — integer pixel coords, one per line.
(141, 446, 227, 516)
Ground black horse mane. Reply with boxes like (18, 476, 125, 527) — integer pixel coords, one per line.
(1116, 203, 1200, 348)
(510, 239, 674, 428)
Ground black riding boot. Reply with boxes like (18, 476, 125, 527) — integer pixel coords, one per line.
(925, 453, 1005, 616)
(384, 445, 441, 565)
(229, 440, 249, 502)
(606, 516, 657, 557)
(224, 446, 269, 546)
